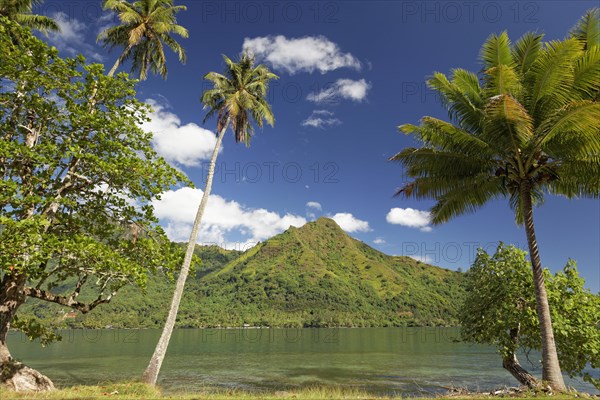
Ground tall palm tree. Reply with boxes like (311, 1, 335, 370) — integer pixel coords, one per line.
(142, 54, 278, 385)
(98, 0, 188, 79)
(391, 9, 599, 391)
(0, 0, 59, 33)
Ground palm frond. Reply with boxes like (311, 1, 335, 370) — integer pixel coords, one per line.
(390, 147, 496, 179)
(14, 13, 59, 33)
(549, 159, 600, 198)
(451, 69, 483, 103)
(0, 0, 59, 33)
(537, 101, 600, 144)
(399, 117, 494, 156)
(512, 31, 544, 74)
(427, 71, 484, 132)
(483, 64, 522, 97)
(570, 8, 600, 50)
(161, 33, 185, 63)
(480, 31, 513, 70)
(529, 39, 584, 118)
(429, 176, 506, 224)
(539, 101, 600, 159)
(571, 45, 600, 99)
(482, 94, 533, 154)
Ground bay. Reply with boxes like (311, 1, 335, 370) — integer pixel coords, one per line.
(7, 328, 598, 396)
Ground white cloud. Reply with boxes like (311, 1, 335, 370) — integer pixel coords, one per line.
(96, 12, 116, 36)
(152, 187, 307, 244)
(373, 237, 387, 245)
(330, 213, 371, 233)
(409, 255, 434, 263)
(301, 110, 342, 129)
(306, 201, 322, 220)
(301, 117, 341, 128)
(243, 35, 361, 74)
(142, 99, 218, 167)
(306, 201, 322, 211)
(386, 208, 432, 232)
(47, 12, 104, 62)
(307, 79, 371, 104)
(312, 110, 334, 116)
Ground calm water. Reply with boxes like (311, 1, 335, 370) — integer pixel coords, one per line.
(7, 328, 599, 396)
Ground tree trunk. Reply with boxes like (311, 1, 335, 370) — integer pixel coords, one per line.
(520, 182, 566, 391)
(503, 353, 539, 388)
(0, 274, 54, 392)
(0, 274, 27, 363)
(502, 327, 539, 388)
(142, 122, 229, 385)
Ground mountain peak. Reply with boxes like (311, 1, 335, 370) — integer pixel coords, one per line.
(292, 217, 347, 240)
(313, 217, 340, 228)
(299, 216, 343, 230)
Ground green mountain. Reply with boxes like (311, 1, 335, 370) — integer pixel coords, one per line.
(19, 218, 465, 328)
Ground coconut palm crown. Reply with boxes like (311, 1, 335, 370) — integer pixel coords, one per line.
(0, 0, 59, 34)
(391, 8, 600, 390)
(201, 53, 278, 145)
(98, 0, 188, 79)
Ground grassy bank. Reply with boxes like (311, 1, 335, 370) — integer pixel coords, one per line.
(0, 382, 593, 400)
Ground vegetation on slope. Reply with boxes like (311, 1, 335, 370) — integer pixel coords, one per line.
(194, 218, 464, 327)
(18, 218, 464, 329)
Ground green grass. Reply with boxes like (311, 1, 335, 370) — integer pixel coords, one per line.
(0, 382, 591, 400)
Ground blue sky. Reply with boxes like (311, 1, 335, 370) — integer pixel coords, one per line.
(37, 0, 599, 291)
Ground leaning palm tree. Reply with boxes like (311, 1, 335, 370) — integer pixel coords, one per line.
(0, 0, 59, 33)
(142, 54, 278, 385)
(391, 9, 599, 391)
(98, 0, 188, 79)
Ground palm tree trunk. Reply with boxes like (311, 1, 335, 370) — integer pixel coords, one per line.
(520, 181, 566, 391)
(107, 57, 122, 78)
(142, 121, 229, 385)
(107, 43, 134, 78)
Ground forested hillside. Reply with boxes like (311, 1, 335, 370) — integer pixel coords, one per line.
(19, 219, 465, 328)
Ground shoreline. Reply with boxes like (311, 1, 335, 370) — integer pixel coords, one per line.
(8, 324, 461, 332)
(0, 382, 598, 400)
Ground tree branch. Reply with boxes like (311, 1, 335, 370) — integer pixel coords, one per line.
(72, 275, 87, 300)
(23, 287, 114, 314)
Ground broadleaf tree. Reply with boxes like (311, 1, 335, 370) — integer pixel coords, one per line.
(461, 244, 599, 390)
(0, 19, 187, 390)
(391, 9, 600, 390)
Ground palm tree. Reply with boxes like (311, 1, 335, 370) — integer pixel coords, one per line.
(0, 0, 59, 33)
(98, 0, 188, 79)
(391, 9, 599, 391)
(142, 54, 278, 385)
